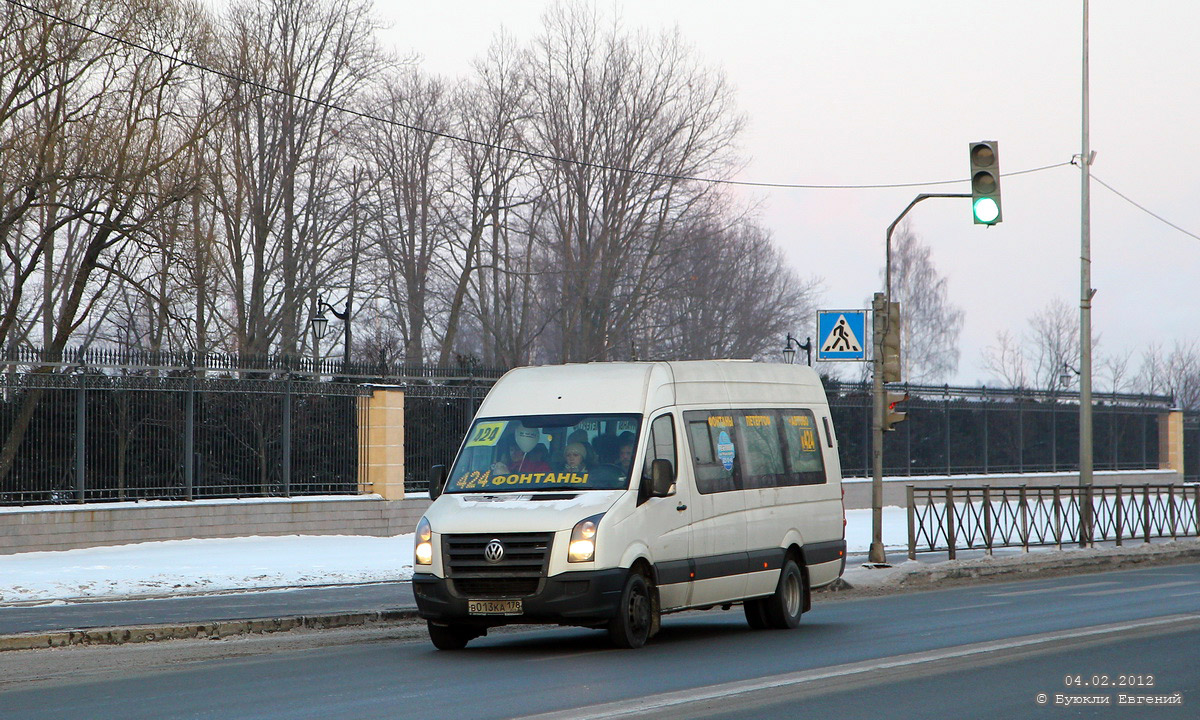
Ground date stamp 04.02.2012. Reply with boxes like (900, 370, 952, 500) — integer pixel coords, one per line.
(1034, 675, 1183, 708)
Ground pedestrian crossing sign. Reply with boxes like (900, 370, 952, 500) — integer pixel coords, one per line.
(817, 310, 868, 361)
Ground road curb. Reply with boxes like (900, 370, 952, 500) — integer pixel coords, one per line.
(904, 544, 1200, 585)
(0, 608, 421, 652)
(823, 541, 1200, 597)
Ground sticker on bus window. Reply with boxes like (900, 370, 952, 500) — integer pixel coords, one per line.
(717, 430, 736, 471)
(800, 429, 817, 453)
(466, 421, 507, 448)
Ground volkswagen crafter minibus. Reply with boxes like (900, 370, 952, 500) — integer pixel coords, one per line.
(412, 360, 846, 649)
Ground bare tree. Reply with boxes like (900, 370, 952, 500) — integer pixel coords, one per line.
(0, 0, 222, 482)
(209, 0, 381, 357)
(0, 0, 127, 351)
(526, 5, 743, 362)
(441, 36, 544, 366)
(1135, 341, 1200, 410)
(1100, 349, 1135, 394)
(358, 68, 452, 365)
(648, 218, 820, 360)
(886, 222, 964, 383)
(982, 297, 1100, 392)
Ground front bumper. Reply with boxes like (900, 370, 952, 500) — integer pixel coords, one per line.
(413, 569, 626, 627)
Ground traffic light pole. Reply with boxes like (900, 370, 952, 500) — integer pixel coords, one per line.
(870, 293, 887, 564)
(870, 193, 971, 566)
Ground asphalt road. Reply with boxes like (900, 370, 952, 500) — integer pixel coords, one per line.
(2, 563, 1198, 720)
(698, 623, 1200, 720)
(0, 582, 416, 635)
(0, 547, 1102, 635)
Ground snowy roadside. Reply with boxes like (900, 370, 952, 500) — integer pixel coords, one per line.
(4, 507, 903, 604)
(0, 535, 415, 604)
(4, 505, 1194, 605)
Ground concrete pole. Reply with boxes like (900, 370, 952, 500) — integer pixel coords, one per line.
(1079, 0, 1095, 547)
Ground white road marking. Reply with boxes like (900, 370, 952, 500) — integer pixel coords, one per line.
(932, 601, 1009, 613)
(988, 580, 1118, 597)
(515, 613, 1200, 720)
(1076, 580, 1196, 596)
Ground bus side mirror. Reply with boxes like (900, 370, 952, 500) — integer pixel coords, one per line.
(429, 465, 447, 500)
(650, 459, 675, 497)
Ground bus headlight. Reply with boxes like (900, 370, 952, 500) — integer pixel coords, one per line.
(415, 516, 433, 565)
(568, 513, 603, 563)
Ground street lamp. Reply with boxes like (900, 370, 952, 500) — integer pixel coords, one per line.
(311, 311, 329, 341)
(309, 297, 351, 370)
(782, 334, 813, 366)
(1060, 362, 1080, 389)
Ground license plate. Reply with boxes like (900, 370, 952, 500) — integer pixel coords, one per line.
(468, 599, 523, 615)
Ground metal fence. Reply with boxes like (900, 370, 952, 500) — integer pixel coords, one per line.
(1, 347, 509, 383)
(828, 382, 1171, 478)
(1, 350, 1188, 503)
(402, 382, 492, 492)
(908, 484, 1200, 559)
(0, 370, 370, 506)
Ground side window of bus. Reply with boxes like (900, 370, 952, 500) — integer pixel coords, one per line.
(780, 409, 827, 485)
(683, 410, 740, 494)
(640, 414, 677, 490)
(735, 410, 786, 489)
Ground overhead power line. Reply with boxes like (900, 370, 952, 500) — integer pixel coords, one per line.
(6, 0, 1070, 191)
(1091, 174, 1200, 242)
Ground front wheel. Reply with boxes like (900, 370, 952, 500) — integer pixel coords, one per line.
(608, 571, 655, 648)
(427, 621, 476, 650)
(763, 559, 805, 630)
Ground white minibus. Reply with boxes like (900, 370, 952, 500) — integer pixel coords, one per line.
(412, 360, 846, 649)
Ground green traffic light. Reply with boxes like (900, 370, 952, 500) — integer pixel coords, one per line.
(973, 197, 1000, 224)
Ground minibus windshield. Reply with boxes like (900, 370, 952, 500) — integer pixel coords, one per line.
(446, 414, 642, 493)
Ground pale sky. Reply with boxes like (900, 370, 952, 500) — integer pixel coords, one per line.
(379, 1, 1198, 386)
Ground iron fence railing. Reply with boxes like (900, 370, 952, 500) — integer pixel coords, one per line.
(402, 383, 492, 492)
(829, 381, 1171, 478)
(0, 346, 510, 383)
(1, 350, 1190, 502)
(0, 372, 371, 506)
(908, 484, 1200, 559)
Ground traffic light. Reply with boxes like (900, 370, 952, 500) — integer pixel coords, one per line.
(882, 301, 902, 383)
(969, 141, 1002, 225)
(883, 391, 909, 432)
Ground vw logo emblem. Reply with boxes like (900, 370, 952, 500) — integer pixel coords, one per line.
(484, 539, 505, 563)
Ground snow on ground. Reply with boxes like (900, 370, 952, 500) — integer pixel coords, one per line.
(0, 535, 414, 604)
(0, 504, 1145, 604)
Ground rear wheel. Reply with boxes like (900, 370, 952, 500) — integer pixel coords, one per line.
(608, 571, 655, 648)
(763, 559, 805, 630)
(743, 598, 769, 629)
(427, 621, 475, 650)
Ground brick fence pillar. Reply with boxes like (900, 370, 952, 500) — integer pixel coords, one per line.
(1159, 409, 1184, 478)
(359, 388, 405, 500)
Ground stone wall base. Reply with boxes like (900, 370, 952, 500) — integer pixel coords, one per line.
(0, 495, 433, 555)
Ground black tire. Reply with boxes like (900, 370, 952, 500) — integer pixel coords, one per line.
(763, 559, 805, 630)
(608, 572, 655, 649)
(427, 621, 473, 650)
(743, 598, 769, 630)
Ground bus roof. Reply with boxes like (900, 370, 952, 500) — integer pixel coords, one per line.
(476, 360, 828, 418)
